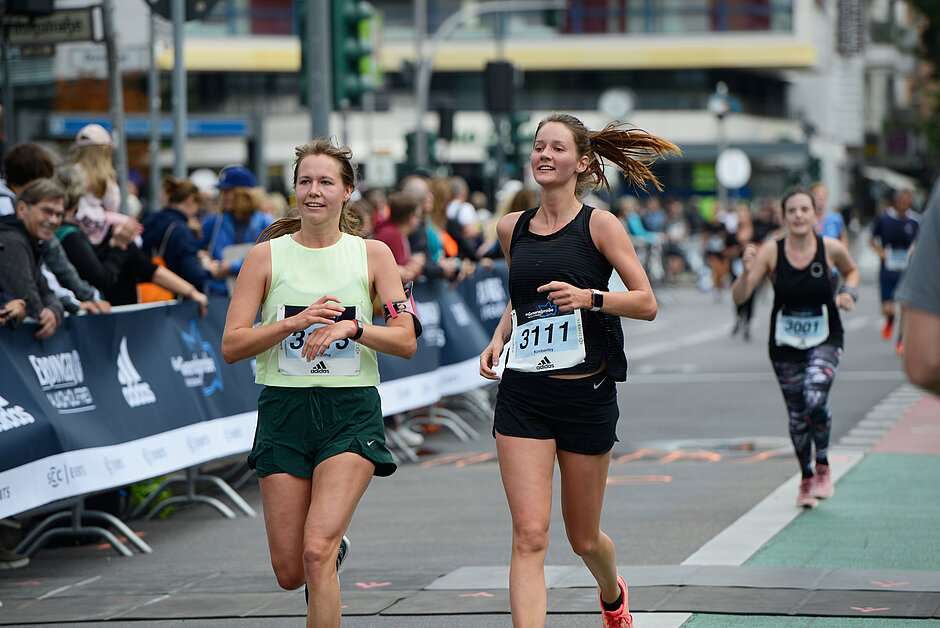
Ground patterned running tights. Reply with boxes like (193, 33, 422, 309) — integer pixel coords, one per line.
(771, 344, 843, 478)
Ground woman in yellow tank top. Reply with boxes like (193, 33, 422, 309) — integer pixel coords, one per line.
(221, 138, 417, 628)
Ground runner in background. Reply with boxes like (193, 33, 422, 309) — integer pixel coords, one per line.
(869, 188, 920, 354)
(732, 189, 859, 509)
(221, 139, 416, 628)
(480, 113, 679, 628)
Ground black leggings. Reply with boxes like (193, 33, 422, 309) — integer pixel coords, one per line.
(771, 345, 842, 477)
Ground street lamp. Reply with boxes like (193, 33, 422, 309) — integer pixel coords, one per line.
(707, 81, 732, 212)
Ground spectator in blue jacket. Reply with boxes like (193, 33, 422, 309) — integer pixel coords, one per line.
(197, 165, 273, 295)
(142, 175, 218, 291)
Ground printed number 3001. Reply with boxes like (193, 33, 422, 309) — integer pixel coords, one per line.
(783, 319, 818, 336)
(518, 321, 569, 350)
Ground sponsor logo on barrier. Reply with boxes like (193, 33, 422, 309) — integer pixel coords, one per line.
(186, 434, 210, 453)
(28, 350, 95, 413)
(0, 485, 10, 501)
(142, 446, 168, 466)
(449, 301, 473, 326)
(416, 300, 445, 347)
(46, 463, 86, 489)
(170, 321, 222, 396)
(476, 276, 508, 320)
(0, 394, 36, 432)
(104, 456, 126, 476)
(117, 336, 156, 408)
(224, 427, 243, 442)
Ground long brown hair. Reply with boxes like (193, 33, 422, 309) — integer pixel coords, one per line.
(161, 174, 200, 205)
(535, 113, 681, 198)
(258, 138, 361, 242)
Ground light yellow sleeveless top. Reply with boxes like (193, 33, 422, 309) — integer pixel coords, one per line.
(254, 232, 379, 387)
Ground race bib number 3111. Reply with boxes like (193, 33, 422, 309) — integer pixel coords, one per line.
(277, 304, 361, 376)
(506, 301, 585, 373)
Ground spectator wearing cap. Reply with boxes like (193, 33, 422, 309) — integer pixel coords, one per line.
(68, 123, 140, 247)
(0, 178, 66, 339)
(197, 165, 273, 295)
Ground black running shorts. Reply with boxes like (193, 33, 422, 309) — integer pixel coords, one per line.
(493, 370, 619, 455)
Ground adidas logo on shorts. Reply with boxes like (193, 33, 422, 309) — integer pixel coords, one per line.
(535, 356, 554, 370)
(309, 360, 330, 374)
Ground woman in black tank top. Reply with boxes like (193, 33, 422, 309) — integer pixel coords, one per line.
(731, 189, 859, 510)
(479, 114, 679, 628)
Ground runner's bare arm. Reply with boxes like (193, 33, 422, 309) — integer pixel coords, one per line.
(732, 241, 775, 305)
(539, 209, 655, 320)
(480, 213, 519, 379)
(360, 239, 417, 359)
(824, 237, 860, 311)
(221, 242, 344, 363)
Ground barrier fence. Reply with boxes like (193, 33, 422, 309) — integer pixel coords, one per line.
(0, 263, 509, 521)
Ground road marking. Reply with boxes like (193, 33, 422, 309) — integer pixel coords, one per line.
(682, 384, 923, 567)
(628, 370, 904, 384)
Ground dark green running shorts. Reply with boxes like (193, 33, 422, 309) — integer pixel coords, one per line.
(249, 385, 396, 478)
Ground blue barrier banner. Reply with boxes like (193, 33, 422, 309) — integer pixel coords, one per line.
(0, 271, 507, 519)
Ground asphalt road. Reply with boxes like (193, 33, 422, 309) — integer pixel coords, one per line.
(1, 275, 909, 627)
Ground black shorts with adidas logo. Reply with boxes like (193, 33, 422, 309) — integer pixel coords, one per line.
(493, 369, 619, 455)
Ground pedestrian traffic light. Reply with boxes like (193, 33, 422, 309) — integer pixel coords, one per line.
(331, 0, 376, 110)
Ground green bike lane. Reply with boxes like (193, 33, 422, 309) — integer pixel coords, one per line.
(681, 392, 940, 627)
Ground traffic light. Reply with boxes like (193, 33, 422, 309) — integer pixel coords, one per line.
(405, 130, 437, 168)
(331, 0, 376, 110)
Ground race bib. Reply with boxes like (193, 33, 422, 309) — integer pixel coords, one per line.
(506, 301, 585, 373)
(277, 304, 360, 376)
(775, 305, 828, 350)
(884, 246, 911, 272)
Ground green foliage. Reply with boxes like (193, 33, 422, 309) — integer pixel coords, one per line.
(131, 476, 177, 519)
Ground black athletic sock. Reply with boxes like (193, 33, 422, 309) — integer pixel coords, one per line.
(601, 585, 624, 612)
(816, 456, 829, 467)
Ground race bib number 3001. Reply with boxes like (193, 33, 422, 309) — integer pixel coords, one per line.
(505, 301, 585, 373)
(277, 304, 360, 376)
(775, 305, 829, 350)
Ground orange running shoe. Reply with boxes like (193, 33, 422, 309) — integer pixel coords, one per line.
(600, 574, 633, 628)
(881, 319, 894, 340)
(896, 341, 904, 356)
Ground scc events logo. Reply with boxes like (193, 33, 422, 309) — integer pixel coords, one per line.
(170, 320, 223, 396)
(46, 463, 86, 489)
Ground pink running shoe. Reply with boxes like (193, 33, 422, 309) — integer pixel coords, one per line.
(797, 477, 818, 509)
(600, 574, 634, 628)
(811, 464, 834, 499)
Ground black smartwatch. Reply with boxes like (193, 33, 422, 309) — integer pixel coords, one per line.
(351, 319, 364, 341)
(589, 289, 604, 311)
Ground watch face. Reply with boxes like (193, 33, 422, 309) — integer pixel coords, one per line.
(592, 291, 603, 309)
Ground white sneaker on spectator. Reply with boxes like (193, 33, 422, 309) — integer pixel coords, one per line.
(0, 546, 28, 570)
(396, 426, 424, 447)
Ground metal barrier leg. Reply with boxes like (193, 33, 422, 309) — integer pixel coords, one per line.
(12, 499, 146, 558)
(384, 427, 420, 464)
(140, 468, 237, 520)
(20, 526, 133, 558)
(129, 474, 184, 519)
(194, 473, 257, 517)
(82, 510, 153, 553)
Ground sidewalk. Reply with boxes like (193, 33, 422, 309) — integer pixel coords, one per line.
(680, 391, 940, 627)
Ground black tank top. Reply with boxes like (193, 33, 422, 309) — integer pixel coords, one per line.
(769, 235, 844, 361)
(506, 205, 627, 380)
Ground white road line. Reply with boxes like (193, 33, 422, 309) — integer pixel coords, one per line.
(682, 384, 923, 568)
